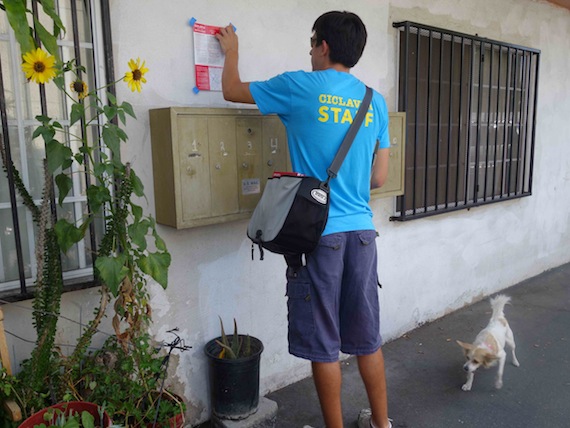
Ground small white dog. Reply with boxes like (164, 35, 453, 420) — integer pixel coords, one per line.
(456, 294, 520, 391)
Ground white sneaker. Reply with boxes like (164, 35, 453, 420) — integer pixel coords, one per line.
(357, 408, 393, 428)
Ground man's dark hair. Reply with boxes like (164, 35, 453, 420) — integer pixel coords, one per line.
(312, 11, 367, 68)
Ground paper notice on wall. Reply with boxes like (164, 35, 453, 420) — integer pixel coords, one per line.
(193, 22, 224, 91)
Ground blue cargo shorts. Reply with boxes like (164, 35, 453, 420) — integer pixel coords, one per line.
(285, 230, 382, 362)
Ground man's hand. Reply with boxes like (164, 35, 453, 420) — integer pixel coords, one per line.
(215, 25, 239, 54)
(215, 24, 254, 104)
(371, 148, 389, 189)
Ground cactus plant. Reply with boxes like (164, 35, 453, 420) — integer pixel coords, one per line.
(215, 317, 252, 359)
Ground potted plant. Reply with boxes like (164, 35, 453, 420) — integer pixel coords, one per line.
(68, 332, 187, 428)
(204, 318, 264, 421)
(0, 3, 180, 427)
(18, 401, 112, 428)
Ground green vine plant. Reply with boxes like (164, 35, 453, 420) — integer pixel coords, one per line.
(0, 0, 172, 422)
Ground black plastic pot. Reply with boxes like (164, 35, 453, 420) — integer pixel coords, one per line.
(204, 335, 264, 420)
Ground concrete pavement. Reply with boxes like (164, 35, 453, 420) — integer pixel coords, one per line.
(266, 262, 570, 428)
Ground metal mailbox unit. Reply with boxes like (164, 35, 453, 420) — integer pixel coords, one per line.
(149, 107, 405, 229)
(371, 111, 406, 199)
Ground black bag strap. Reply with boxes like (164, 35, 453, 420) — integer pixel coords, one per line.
(325, 86, 373, 183)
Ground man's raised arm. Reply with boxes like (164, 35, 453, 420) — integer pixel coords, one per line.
(215, 25, 255, 104)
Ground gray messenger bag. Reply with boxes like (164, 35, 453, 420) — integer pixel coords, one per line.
(247, 86, 373, 261)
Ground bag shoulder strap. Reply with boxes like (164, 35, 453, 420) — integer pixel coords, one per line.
(326, 85, 373, 181)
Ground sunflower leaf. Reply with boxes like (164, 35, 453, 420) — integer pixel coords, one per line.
(54, 219, 89, 253)
(35, 115, 52, 125)
(93, 162, 108, 177)
(46, 140, 73, 174)
(102, 125, 120, 156)
(153, 227, 167, 252)
(70, 103, 84, 126)
(131, 203, 143, 223)
(39, 0, 66, 38)
(121, 102, 136, 119)
(128, 219, 150, 251)
(107, 91, 117, 105)
(95, 255, 129, 297)
(4, 1, 35, 54)
(55, 173, 72, 206)
(118, 109, 126, 126)
(138, 251, 171, 289)
(33, 17, 59, 59)
(103, 105, 117, 121)
(130, 169, 144, 197)
(86, 184, 111, 213)
(32, 126, 45, 139)
(116, 127, 128, 142)
(35, 125, 55, 143)
(62, 157, 73, 170)
(53, 75, 65, 90)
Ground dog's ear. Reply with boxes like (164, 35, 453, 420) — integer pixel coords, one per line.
(456, 340, 473, 351)
(481, 352, 500, 368)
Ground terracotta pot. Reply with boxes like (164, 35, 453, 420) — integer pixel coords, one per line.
(18, 401, 111, 428)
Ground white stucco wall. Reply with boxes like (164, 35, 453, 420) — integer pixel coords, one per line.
(3, 0, 569, 426)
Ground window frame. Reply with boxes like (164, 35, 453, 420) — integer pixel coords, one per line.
(0, 0, 115, 301)
(391, 21, 540, 221)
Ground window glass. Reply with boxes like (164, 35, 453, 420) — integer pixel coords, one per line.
(0, 207, 32, 287)
(0, 41, 17, 120)
(393, 22, 539, 220)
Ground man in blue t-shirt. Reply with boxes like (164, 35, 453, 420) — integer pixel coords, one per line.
(216, 11, 391, 428)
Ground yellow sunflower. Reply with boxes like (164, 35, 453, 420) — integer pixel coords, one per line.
(70, 80, 89, 99)
(21, 48, 57, 84)
(124, 57, 148, 92)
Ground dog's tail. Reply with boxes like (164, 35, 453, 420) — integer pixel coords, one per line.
(490, 294, 511, 320)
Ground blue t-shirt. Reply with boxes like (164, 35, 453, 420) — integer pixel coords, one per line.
(250, 69, 390, 235)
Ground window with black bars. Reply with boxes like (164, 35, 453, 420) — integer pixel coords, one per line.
(0, 0, 113, 300)
(392, 21, 540, 221)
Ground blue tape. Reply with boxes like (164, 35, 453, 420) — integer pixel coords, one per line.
(189, 17, 196, 27)
(193, 86, 200, 94)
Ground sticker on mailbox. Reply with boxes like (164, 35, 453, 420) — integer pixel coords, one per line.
(242, 178, 260, 195)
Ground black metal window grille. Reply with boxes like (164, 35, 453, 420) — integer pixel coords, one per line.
(0, 0, 114, 300)
(392, 21, 540, 221)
